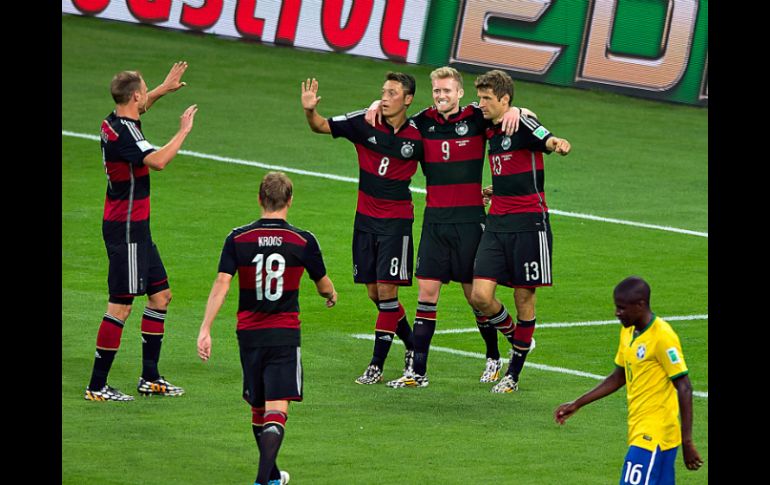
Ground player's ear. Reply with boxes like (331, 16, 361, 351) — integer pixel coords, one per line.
(457, 88, 464, 99)
(287, 196, 293, 208)
(404, 94, 414, 106)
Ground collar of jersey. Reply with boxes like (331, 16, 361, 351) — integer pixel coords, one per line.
(630, 313, 656, 342)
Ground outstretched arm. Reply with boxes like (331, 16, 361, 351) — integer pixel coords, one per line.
(141, 61, 189, 114)
(143, 104, 198, 170)
(197, 272, 233, 361)
(673, 375, 704, 471)
(554, 366, 625, 424)
(302, 78, 331, 134)
(314, 275, 337, 308)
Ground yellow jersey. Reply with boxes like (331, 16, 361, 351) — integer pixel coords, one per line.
(614, 315, 689, 451)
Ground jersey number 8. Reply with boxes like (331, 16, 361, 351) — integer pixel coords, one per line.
(253, 253, 285, 301)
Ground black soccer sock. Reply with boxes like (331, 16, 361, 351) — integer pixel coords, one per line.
(508, 318, 536, 381)
(256, 412, 287, 485)
(413, 301, 437, 375)
(474, 309, 500, 360)
(141, 307, 166, 381)
(395, 302, 415, 351)
(252, 407, 280, 482)
(371, 298, 399, 369)
(88, 314, 125, 390)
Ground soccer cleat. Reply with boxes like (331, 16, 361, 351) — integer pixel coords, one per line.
(403, 349, 415, 376)
(386, 373, 429, 388)
(480, 358, 503, 383)
(84, 384, 134, 402)
(490, 374, 518, 393)
(354, 364, 383, 385)
(137, 376, 185, 396)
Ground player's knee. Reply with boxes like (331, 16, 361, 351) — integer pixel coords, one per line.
(150, 289, 172, 309)
(470, 290, 491, 312)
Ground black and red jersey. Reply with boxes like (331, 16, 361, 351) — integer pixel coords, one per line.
(485, 114, 554, 233)
(100, 112, 157, 244)
(411, 104, 487, 224)
(328, 110, 423, 235)
(218, 218, 327, 347)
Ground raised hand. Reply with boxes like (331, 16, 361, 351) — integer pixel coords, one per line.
(301, 78, 322, 111)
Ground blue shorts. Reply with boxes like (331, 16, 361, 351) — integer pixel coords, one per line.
(620, 445, 677, 485)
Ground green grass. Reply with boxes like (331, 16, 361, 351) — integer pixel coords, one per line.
(62, 14, 708, 484)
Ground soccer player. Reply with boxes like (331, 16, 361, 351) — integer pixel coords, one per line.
(197, 172, 337, 485)
(85, 62, 197, 401)
(470, 69, 571, 393)
(366, 67, 535, 388)
(301, 73, 423, 385)
(554, 276, 704, 483)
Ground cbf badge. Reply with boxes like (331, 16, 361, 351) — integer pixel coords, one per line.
(636, 343, 646, 360)
(401, 142, 415, 158)
(455, 122, 469, 136)
(501, 136, 512, 150)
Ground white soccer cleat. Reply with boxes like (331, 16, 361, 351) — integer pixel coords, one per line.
(490, 374, 518, 393)
(386, 373, 429, 388)
(480, 358, 503, 383)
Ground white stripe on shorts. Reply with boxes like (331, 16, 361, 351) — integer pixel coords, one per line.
(128, 242, 138, 293)
(296, 347, 302, 394)
(644, 446, 658, 485)
(539, 231, 551, 284)
(400, 236, 408, 280)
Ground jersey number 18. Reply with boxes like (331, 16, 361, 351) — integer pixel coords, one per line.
(253, 253, 285, 301)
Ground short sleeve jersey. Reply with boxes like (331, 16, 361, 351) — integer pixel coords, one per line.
(614, 315, 690, 451)
(328, 110, 422, 235)
(218, 218, 327, 348)
(485, 114, 554, 232)
(100, 112, 157, 244)
(411, 104, 487, 224)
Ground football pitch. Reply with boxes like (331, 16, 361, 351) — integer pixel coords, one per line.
(62, 14, 708, 484)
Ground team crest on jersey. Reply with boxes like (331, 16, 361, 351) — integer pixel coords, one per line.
(501, 136, 512, 150)
(636, 343, 646, 360)
(428, 126, 436, 132)
(455, 121, 469, 136)
(401, 141, 415, 158)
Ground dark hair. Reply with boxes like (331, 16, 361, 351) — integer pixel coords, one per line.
(474, 70, 514, 103)
(259, 172, 293, 211)
(614, 276, 651, 306)
(385, 71, 416, 97)
(110, 70, 143, 105)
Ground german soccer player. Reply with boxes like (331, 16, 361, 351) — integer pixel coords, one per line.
(554, 277, 704, 483)
(366, 67, 537, 388)
(301, 73, 422, 385)
(85, 62, 197, 401)
(197, 172, 337, 485)
(470, 69, 571, 393)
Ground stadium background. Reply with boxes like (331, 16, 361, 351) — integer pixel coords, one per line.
(62, 1, 708, 483)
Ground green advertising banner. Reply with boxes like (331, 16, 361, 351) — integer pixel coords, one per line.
(421, 0, 708, 106)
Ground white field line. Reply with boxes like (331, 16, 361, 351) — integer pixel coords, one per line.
(351, 334, 708, 399)
(434, 314, 708, 334)
(62, 130, 707, 238)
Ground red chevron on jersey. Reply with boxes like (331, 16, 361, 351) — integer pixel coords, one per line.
(103, 197, 150, 222)
(490, 150, 545, 176)
(425, 183, 483, 208)
(236, 311, 301, 332)
(234, 227, 308, 248)
(489, 193, 548, 215)
(101, 120, 119, 142)
(357, 190, 414, 219)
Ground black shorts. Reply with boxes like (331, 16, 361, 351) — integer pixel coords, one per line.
(416, 222, 484, 284)
(473, 229, 553, 288)
(105, 240, 169, 301)
(240, 344, 303, 406)
(352, 229, 413, 285)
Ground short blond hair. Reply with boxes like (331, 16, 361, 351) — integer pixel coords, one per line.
(430, 66, 463, 89)
(110, 70, 143, 105)
(259, 172, 293, 211)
